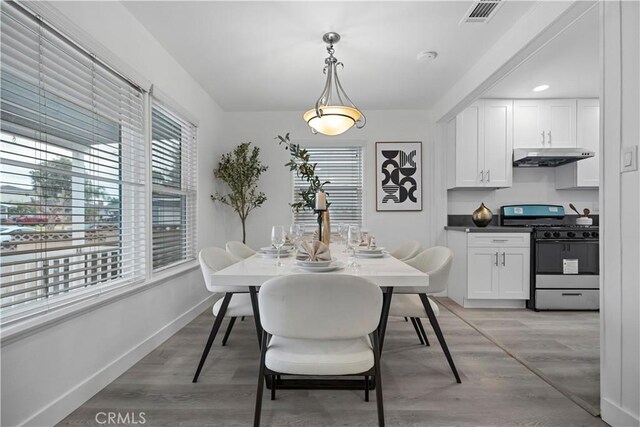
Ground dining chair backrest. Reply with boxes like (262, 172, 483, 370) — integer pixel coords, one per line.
(400, 246, 453, 294)
(390, 240, 421, 261)
(259, 274, 383, 340)
(199, 247, 243, 293)
(226, 241, 256, 259)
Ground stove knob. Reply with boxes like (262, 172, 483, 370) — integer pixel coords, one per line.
(583, 231, 591, 238)
(592, 231, 599, 238)
(567, 231, 576, 238)
(553, 231, 561, 238)
(544, 231, 551, 238)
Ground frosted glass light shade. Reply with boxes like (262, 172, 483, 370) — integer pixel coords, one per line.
(303, 106, 362, 136)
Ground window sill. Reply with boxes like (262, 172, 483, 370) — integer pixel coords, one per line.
(0, 260, 200, 347)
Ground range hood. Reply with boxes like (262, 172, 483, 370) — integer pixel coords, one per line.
(513, 148, 595, 167)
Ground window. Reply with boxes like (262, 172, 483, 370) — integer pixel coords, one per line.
(292, 146, 363, 227)
(151, 100, 197, 270)
(0, 3, 145, 317)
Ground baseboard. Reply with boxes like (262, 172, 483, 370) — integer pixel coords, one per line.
(601, 397, 640, 427)
(20, 294, 215, 427)
(462, 298, 526, 309)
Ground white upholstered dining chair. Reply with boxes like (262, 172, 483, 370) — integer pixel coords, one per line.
(192, 247, 255, 382)
(254, 274, 385, 427)
(389, 246, 461, 383)
(226, 240, 256, 259)
(389, 240, 421, 261)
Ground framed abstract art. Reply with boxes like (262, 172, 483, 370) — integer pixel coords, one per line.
(375, 141, 422, 211)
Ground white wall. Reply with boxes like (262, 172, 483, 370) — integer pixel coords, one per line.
(600, 1, 640, 425)
(214, 110, 437, 251)
(0, 2, 226, 426)
(448, 168, 599, 216)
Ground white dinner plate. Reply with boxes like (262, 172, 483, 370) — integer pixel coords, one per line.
(356, 251, 389, 259)
(294, 261, 344, 272)
(295, 258, 335, 267)
(257, 251, 291, 258)
(356, 247, 385, 253)
(260, 247, 293, 254)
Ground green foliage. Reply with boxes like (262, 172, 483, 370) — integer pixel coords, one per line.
(275, 133, 330, 212)
(211, 142, 268, 243)
(29, 157, 109, 222)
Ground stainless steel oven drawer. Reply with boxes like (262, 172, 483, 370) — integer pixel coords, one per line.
(536, 274, 599, 289)
(535, 289, 599, 310)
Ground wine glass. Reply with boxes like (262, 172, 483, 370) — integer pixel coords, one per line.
(271, 225, 286, 267)
(290, 223, 304, 250)
(348, 225, 361, 268)
(340, 224, 349, 253)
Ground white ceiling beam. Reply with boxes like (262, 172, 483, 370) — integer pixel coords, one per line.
(432, 0, 597, 123)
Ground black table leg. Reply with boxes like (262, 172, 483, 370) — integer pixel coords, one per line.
(378, 287, 393, 353)
(249, 286, 263, 349)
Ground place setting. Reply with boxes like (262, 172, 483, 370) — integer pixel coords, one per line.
(354, 233, 388, 258)
(292, 240, 344, 272)
(255, 226, 294, 264)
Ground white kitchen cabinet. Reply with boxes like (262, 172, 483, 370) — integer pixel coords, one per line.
(467, 247, 499, 299)
(447, 100, 512, 189)
(556, 99, 600, 188)
(467, 243, 530, 300)
(483, 100, 513, 187)
(447, 231, 530, 308)
(513, 99, 577, 148)
(498, 247, 530, 299)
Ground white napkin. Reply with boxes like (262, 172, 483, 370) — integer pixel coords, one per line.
(297, 240, 331, 261)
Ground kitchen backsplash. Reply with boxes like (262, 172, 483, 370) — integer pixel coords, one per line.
(447, 168, 599, 216)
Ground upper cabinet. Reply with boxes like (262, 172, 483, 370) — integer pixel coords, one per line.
(513, 99, 577, 148)
(556, 99, 600, 188)
(448, 98, 599, 190)
(447, 100, 513, 189)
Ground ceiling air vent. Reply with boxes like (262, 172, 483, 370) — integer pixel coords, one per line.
(461, 0, 504, 24)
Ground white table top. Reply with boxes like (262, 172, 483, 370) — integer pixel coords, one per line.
(210, 244, 429, 288)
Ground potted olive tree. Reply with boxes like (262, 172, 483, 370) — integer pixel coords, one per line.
(211, 142, 268, 243)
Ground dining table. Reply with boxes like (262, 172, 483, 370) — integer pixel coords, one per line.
(209, 243, 430, 391)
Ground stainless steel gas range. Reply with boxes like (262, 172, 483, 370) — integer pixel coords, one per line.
(500, 205, 599, 311)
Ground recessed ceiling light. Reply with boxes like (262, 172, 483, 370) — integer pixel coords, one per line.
(533, 84, 550, 92)
(417, 51, 438, 61)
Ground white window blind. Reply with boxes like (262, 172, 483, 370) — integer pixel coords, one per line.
(151, 100, 197, 270)
(0, 2, 146, 318)
(292, 147, 363, 226)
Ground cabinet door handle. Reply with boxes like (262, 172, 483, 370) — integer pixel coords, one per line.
(541, 131, 545, 145)
(494, 252, 499, 266)
(547, 131, 552, 144)
(501, 252, 506, 266)
(487, 169, 491, 183)
(562, 292, 583, 297)
(480, 170, 484, 183)
(492, 239, 508, 243)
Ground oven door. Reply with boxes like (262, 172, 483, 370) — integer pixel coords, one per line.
(535, 240, 599, 276)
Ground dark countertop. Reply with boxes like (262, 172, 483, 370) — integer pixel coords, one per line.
(445, 226, 533, 233)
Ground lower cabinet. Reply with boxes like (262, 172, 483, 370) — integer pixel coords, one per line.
(447, 231, 530, 308)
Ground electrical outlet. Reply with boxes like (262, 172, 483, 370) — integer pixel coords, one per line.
(621, 146, 638, 173)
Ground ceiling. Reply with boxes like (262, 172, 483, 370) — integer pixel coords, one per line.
(483, 5, 599, 99)
(123, 1, 537, 112)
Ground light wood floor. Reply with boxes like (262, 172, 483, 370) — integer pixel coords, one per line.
(441, 299, 600, 413)
(60, 300, 605, 426)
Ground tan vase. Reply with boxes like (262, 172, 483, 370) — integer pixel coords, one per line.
(472, 203, 493, 227)
(321, 210, 331, 246)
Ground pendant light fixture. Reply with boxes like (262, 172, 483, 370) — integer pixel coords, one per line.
(303, 32, 366, 136)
